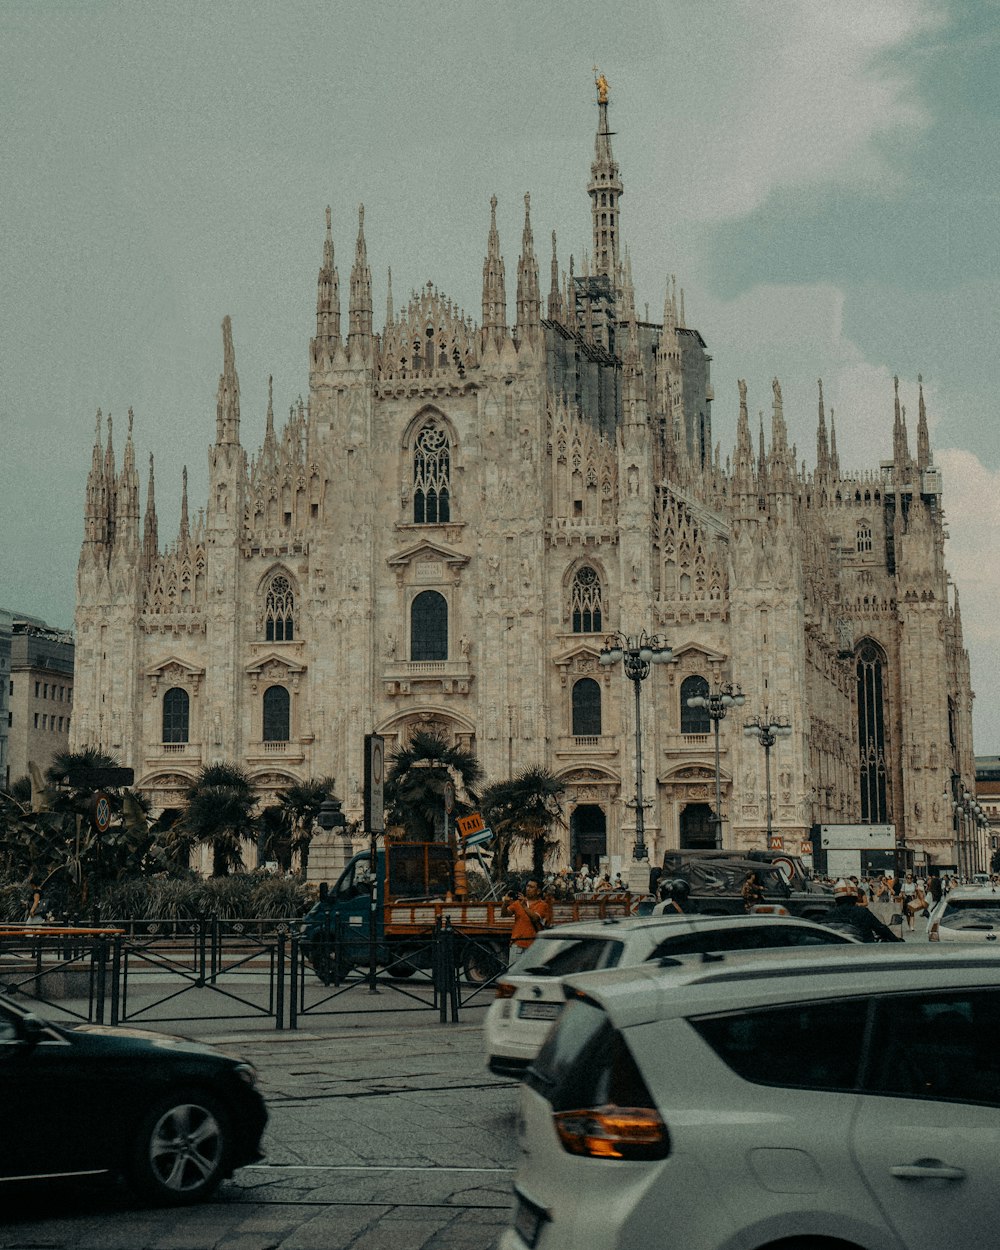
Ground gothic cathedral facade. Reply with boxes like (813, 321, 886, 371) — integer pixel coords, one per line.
(72, 85, 975, 873)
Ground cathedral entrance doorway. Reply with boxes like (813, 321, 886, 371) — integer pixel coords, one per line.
(571, 804, 607, 869)
(680, 802, 717, 850)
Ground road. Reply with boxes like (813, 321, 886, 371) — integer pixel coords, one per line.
(1, 1018, 519, 1250)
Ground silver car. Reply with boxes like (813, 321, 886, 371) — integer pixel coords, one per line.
(502, 946, 1000, 1250)
(484, 913, 856, 1077)
(928, 884, 1000, 942)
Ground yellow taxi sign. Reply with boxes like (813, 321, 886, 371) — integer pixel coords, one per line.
(457, 811, 485, 838)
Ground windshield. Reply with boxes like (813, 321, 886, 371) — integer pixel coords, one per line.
(941, 899, 1000, 928)
(509, 935, 625, 976)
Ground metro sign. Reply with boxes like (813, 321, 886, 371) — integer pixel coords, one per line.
(769, 836, 784, 851)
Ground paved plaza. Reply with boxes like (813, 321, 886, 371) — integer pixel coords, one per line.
(1, 998, 519, 1250)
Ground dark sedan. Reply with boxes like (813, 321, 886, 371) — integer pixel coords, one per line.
(0, 993, 267, 1204)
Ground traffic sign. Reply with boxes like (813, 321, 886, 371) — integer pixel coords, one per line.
(91, 793, 112, 833)
(443, 781, 455, 815)
(456, 811, 485, 838)
(462, 828, 493, 848)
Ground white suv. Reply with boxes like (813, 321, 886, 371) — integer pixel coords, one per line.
(502, 946, 1000, 1250)
(484, 913, 856, 1077)
(927, 885, 1000, 942)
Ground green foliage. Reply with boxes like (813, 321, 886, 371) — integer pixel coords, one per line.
(178, 763, 258, 876)
(385, 731, 483, 840)
(482, 766, 566, 878)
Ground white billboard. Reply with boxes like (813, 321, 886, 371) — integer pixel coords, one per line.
(820, 824, 895, 850)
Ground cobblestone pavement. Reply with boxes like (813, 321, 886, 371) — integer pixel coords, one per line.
(1, 1008, 520, 1250)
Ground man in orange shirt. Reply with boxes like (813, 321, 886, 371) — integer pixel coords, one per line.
(502, 879, 552, 965)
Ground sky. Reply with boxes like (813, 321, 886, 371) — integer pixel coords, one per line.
(1, 0, 998, 749)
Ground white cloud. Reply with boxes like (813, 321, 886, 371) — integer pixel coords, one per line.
(654, 0, 946, 222)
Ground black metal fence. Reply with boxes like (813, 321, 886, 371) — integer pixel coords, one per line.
(0, 918, 494, 1029)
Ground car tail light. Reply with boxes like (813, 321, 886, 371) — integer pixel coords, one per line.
(495, 981, 516, 999)
(553, 1105, 670, 1160)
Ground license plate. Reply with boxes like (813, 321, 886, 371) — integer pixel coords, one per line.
(518, 1001, 562, 1021)
(513, 1188, 549, 1248)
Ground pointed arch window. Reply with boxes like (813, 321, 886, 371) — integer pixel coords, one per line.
(856, 640, 889, 822)
(162, 687, 190, 744)
(263, 685, 290, 742)
(572, 677, 602, 737)
(264, 574, 294, 641)
(681, 675, 710, 734)
(571, 566, 603, 633)
(413, 424, 451, 524)
(856, 522, 873, 554)
(411, 590, 448, 661)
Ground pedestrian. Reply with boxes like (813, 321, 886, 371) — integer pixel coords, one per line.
(595, 873, 613, 893)
(741, 871, 765, 912)
(819, 879, 903, 942)
(502, 879, 552, 965)
(25, 882, 44, 926)
(656, 878, 692, 914)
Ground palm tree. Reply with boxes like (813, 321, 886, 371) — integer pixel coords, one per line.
(178, 762, 258, 877)
(385, 731, 483, 841)
(482, 765, 566, 880)
(276, 777, 338, 875)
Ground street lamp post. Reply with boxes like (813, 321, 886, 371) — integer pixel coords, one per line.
(743, 710, 792, 844)
(599, 631, 672, 870)
(686, 681, 745, 848)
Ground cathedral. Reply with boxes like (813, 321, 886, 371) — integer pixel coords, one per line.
(72, 79, 975, 876)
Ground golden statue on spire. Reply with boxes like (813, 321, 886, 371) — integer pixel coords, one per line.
(594, 67, 610, 103)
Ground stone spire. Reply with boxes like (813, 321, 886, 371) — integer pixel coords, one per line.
(84, 410, 109, 548)
(385, 266, 394, 327)
(916, 373, 931, 469)
(769, 377, 794, 495)
(142, 452, 158, 570)
(829, 409, 841, 478)
(347, 203, 373, 359)
(179, 466, 190, 547)
(481, 195, 507, 351)
(892, 375, 910, 469)
(547, 230, 562, 320)
(589, 69, 623, 280)
(733, 379, 756, 504)
(312, 205, 341, 365)
(515, 192, 541, 345)
(257, 375, 277, 478)
(215, 316, 241, 446)
(816, 379, 830, 476)
(116, 407, 140, 543)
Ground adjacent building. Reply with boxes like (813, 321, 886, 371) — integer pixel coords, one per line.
(7, 617, 75, 785)
(71, 80, 975, 875)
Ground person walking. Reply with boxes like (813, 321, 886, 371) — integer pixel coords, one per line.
(741, 871, 766, 913)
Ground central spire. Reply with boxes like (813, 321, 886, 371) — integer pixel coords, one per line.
(589, 69, 623, 281)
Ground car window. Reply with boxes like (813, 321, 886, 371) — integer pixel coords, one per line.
(692, 999, 868, 1091)
(864, 990, 1000, 1106)
(940, 899, 1000, 925)
(648, 925, 848, 960)
(519, 937, 625, 975)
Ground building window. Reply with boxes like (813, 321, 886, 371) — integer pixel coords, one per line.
(857, 639, 889, 822)
(264, 574, 295, 642)
(572, 678, 602, 736)
(162, 687, 190, 744)
(681, 675, 710, 733)
(263, 685, 290, 742)
(413, 424, 451, 523)
(570, 566, 603, 633)
(857, 522, 873, 554)
(43, 683, 48, 699)
(411, 590, 448, 661)
(33, 713, 38, 728)
(34, 681, 39, 697)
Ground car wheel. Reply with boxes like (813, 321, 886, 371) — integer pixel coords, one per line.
(463, 940, 505, 984)
(128, 1088, 231, 1205)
